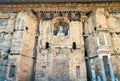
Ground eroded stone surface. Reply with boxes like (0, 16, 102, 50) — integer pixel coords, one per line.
(0, 7, 120, 81)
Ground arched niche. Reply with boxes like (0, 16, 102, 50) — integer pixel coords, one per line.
(52, 17, 69, 36)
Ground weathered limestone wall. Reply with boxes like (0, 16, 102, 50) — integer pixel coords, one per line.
(0, 6, 120, 81)
(35, 17, 87, 81)
(7, 55, 19, 81)
(111, 56, 120, 79)
(0, 13, 16, 81)
(84, 8, 120, 80)
(16, 12, 38, 81)
(0, 11, 37, 81)
(39, 18, 83, 48)
(108, 14, 120, 54)
(108, 14, 120, 80)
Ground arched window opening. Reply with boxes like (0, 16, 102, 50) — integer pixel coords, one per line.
(41, 66, 46, 77)
(8, 64, 16, 78)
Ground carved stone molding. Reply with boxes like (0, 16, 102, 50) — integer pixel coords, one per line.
(40, 10, 81, 21)
(0, 2, 119, 13)
(0, 13, 16, 19)
(0, 13, 9, 18)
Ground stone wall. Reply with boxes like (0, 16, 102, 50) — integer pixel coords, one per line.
(0, 12, 16, 81)
(84, 8, 120, 80)
(35, 16, 87, 81)
(16, 11, 38, 81)
(0, 10, 38, 81)
(0, 6, 120, 81)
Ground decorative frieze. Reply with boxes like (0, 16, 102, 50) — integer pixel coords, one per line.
(40, 10, 81, 21)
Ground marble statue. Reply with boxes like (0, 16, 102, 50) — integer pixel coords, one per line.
(57, 26, 65, 36)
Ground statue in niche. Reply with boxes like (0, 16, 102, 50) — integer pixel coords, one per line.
(53, 25, 69, 36)
(57, 26, 65, 36)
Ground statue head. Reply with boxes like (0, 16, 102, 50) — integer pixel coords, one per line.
(59, 26, 64, 32)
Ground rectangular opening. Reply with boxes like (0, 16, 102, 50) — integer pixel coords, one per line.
(0, 18, 8, 29)
(41, 66, 46, 77)
(103, 56, 110, 79)
(8, 65, 16, 78)
(46, 42, 49, 49)
(76, 66, 80, 78)
(73, 42, 76, 49)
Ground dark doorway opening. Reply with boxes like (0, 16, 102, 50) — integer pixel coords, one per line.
(72, 42, 76, 49)
(9, 65, 16, 78)
(46, 42, 49, 49)
(103, 56, 110, 80)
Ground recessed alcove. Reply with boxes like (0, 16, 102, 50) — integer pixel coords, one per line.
(52, 17, 69, 36)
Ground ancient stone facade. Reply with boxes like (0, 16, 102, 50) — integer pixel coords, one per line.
(35, 10, 86, 81)
(0, 1, 120, 81)
(0, 11, 38, 81)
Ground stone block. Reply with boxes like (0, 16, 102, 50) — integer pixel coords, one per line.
(17, 55, 34, 81)
(0, 66, 7, 79)
(94, 8, 108, 30)
(10, 31, 23, 54)
(110, 33, 120, 54)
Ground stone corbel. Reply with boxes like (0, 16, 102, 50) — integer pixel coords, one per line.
(95, 8, 105, 15)
(81, 15, 88, 22)
(104, 12, 113, 18)
(9, 14, 16, 19)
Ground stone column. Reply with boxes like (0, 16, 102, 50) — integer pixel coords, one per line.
(90, 59, 96, 81)
(97, 76, 101, 81)
(99, 55, 106, 81)
(115, 78, 118, 81)
(108, 55, 115, 81)
(0, 58, 4, 65)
